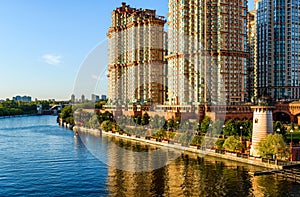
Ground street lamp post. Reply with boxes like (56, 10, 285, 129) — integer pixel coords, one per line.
(240, 126, 243, 139)
(240, 125, 244, 152)
(276, 128, 280, 134)
(290, 129, 294, 145)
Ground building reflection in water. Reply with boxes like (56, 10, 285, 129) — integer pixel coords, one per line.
(105, 137, 254, 196)
(78, 133, 300, 196)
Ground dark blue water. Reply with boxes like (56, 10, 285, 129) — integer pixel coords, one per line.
(0, 116, 108, 196)
(1, 116, 300, 196)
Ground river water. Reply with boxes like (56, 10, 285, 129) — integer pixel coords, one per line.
(0, 116, 299, 196)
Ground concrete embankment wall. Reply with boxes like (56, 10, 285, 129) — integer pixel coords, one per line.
(73, 126, 283, 170)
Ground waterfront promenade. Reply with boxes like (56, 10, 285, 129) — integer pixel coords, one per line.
(73, 126, 293, 169)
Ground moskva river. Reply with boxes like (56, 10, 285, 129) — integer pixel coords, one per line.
(0, 115, 300, 196)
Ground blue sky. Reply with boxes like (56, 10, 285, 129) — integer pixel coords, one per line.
(0, 0, 254, 101)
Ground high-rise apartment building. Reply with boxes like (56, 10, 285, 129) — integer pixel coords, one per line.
(247, 10, 257, 101)
(256, 0, 300, 100)
(107, 3, 167, 105)
(167, 0, 248, 106)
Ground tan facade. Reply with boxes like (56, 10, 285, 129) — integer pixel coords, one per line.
(107, 3, 167, 105)
(166, 0, 249, 106)
(247, 10, 257, 101)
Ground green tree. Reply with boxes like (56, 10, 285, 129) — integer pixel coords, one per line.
(179, 133, 188, 144)
(95, 100, 107, 109)
(154, 128, 167, 141)
(215, 138, 225, 149)
(173, 133, 181, 142)
(223, 119, 238, 137)
(273, 121, 286, 136)
(136, 116, 142, 125)
(257, 133, 289, 159)
(141, 112, 150, 125)
(167, 119, 175, 130)
(60, 105, 73, 120)
(102, 111, 113, 121)
(211, 119, 222, 135)
(115, 124, 122, 133)
(200, 116, 211, 134)
(132, 115, 142, 125)
(223, 136, 242, 151)
(178, 132, 193, 145)
(88, 114, 100, 129)
(242, 120, 253, 139)
(174, 117, 181, 130)
(191, 135, 203, 146)
(66, 117, 75, 125)
(102, 120, 113, 132)
(150, 115, 165, 129)
(181, 120, 191, 131)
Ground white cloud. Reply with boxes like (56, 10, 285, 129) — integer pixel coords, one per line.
(42, 54, 62, 65)
(92, 74, 100, 81)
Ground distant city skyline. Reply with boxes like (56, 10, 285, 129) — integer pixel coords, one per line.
(0, 1, 254, 101)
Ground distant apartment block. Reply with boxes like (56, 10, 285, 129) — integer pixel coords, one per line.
(81, 95, 85, 103)
(166, 0, 248, 105)
(107, 3, 167, 105)
(13, 95, 32, 102)
(70, 94, 75, 103)
(256, 0, 300, 100)
(91, 94, 100, 102)
(101, 95, 107, 100)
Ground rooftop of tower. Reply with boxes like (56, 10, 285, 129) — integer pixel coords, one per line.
(113, 2, 165, 21)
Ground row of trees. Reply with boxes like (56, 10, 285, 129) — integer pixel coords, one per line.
(60, 99, 108, 126)
(0, 100, 37, 116)
(68, 109, 292, 160)
(0, 99, 71, 117)
(74, 111, 254, 142)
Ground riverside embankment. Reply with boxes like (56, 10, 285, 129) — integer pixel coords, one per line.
(73, 126, 289, 169)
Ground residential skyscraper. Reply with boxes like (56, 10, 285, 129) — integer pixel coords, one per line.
(256, 0, 300, 100)
(107, 3, 167, 105)
(247, 10, 257, 101)
(167, 0, 248, 106)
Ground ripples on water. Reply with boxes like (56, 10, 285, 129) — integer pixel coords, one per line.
(0, 116, 300, 196)
(0, 116, 108, 196)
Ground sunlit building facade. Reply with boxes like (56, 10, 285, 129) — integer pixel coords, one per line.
(166, 0, 248, 106)
(247, 10, 257, 101)
(256, 0, 300, 100)
(107, 3, 167, 105)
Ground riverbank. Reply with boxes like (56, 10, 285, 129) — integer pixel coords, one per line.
(73, 126, 292, 169)
(0, 114, 37, 119)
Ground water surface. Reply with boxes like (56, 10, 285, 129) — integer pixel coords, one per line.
(0, 116, 299, 196)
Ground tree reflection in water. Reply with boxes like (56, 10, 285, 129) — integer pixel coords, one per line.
(104, 137, 300, 196)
